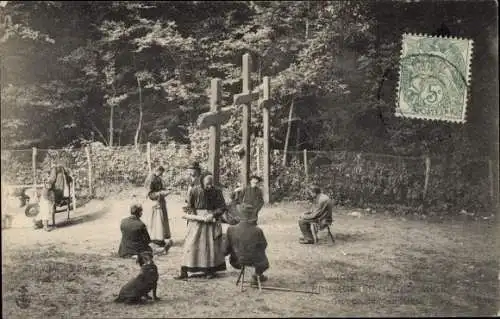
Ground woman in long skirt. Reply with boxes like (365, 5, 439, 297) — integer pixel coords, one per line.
(34, 181, 54, 231)
(146, 166, 172, 252)
(174, 174, 227, 280)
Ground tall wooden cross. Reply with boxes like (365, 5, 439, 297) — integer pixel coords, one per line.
(259, 76, 271, 203)
(233, 54, 260, 188)
(197, 78, 232, 186)
(233, 54, 272, 203)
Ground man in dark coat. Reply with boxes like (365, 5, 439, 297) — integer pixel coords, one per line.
(118, 204, 152, 258)
(231, 175, 264, 224)
(225, 203, 270, 283)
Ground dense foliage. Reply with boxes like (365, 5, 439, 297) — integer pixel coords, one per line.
(1, 1, 497, 212)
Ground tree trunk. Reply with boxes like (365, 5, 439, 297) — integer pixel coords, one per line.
(296, 124, 301, 150)
(305, 1, 310, 39)
(134, 76, 143, 148)
(282, 98, 294, 166)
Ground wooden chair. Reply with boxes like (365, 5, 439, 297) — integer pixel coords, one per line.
(235, 265, 262, 292)
(310, 221, 335, 244)
(51, 179, 76, 227)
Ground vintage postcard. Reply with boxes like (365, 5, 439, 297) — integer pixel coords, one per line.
(1, 1, 498, 318)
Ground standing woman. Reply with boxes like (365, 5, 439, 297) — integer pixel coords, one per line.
(186, 162, 203, 200)
(33, 180, 55, 231)
(175, 174, 227, 280)
(147, 166, 172, 252)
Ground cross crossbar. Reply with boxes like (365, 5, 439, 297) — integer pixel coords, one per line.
(233, 89, 260, 105)
(197, 107, 232, 130)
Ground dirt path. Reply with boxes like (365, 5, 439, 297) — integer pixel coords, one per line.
(2, 190, 498, 317)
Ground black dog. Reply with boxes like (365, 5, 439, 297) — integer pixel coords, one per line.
(114, 251, 159, 304)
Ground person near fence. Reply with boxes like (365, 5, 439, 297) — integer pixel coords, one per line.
(33, 181, 55, 231)
(175, 173, 227, 280)
(231, 175, 264, 224)
(225, 203, 269, 284)
(48, 163, 72, 208)
(298, 185, 333, 244)
(185, 161, 204, 199)
(183, 161, 207, 225)
(118, 204, 153, 258)
(147, 166, 173, 253)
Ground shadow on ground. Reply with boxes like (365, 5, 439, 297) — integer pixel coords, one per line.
(54, 207, 109, 228)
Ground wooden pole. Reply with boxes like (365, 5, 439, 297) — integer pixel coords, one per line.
(241, 53, 252, 187)
(262, 76, 271, 204)
(282, 98, 294, 166)
(32, 147, 37, 188)
(256, 144, 261, 176)
(85, 146, 93, 197)
(72, 178, 76, 211)
(244, 282, 320, 294)
(296, 125, 300, 150)
(304, 149, 309, 183)
(423, 156, 431, 199)
(147, 142, 152, 175)
(209, 78, 223, 187)
(489, 159, 495, 208)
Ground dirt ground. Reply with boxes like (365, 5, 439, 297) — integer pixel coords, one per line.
(2, 188, 499, 318)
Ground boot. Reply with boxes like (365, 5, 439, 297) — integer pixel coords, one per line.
(252, 273, 268, 283)
(174, 268, 188, 280)
(33, 220, 43, 229)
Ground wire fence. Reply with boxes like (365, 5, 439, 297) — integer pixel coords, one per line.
(1, 142, 496, 212)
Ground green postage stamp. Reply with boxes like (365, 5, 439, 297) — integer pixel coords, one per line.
(396, 33, 473, 123)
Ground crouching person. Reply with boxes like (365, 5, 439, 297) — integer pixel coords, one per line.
(225, 204, 269, 284)
(118, 204, 153, 258)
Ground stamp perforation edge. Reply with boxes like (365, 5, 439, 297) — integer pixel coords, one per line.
(394, 32, 474, 124)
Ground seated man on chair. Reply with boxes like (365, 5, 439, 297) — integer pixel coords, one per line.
(225, 203, 269, 284)
(298, 185, 333, 244)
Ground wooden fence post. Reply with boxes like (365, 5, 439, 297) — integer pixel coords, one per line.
(85, 146, 93, 197)
(303, 149, 309, 183)
(423, 156, 431, 199)
(147, 142, 152, 175)
(32, 147, 37, 188)
(256, 145, 261, 176)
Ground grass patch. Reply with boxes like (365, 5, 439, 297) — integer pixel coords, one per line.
(2, 247, 116, 318)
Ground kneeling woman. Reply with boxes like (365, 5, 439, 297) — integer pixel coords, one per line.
(175, 174, 227, 280)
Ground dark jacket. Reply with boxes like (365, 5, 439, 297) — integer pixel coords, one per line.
(148, 174, 165, 201)
(226, 221, 269, 273)
(48, 166, 72, 202)
(118, 216, 152, 257)
(233, 186, 264, 212)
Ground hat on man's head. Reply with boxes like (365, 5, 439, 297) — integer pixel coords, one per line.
(188, 161, 201, 170)
(130, 204, 143, 216)
(250, 175, 262, 182)
(239, 203, 257, 221)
